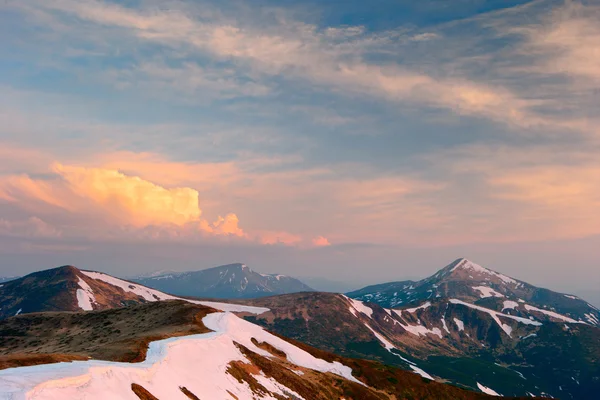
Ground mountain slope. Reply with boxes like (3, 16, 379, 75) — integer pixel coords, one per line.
(348, 258, 600, 326)
(132, 263, 314, 299)
(0, 265, 268, 319)
(244, 290, 600, 398)
(0, 302, 507, 400)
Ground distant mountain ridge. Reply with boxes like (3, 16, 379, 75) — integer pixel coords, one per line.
(131, 263, 314, 299)
(0, 265, 267, 319)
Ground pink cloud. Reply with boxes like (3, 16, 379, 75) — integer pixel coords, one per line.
(312, 236, 331, 247)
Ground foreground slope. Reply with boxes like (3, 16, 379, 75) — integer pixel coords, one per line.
(132, 263, 314, 299)
(0, 302, 507, 400)
(0, 265, 268, 319)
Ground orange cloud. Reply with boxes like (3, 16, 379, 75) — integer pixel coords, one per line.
(0, 160, 340, 245)
(312, 236, 331, 247)
(205, 213, 246, 237)
(52, 162, 202, 227)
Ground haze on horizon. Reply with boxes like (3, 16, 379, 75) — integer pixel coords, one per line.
(0, 0, 599, 305)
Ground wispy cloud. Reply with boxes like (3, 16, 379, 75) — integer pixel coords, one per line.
(12, 0, 573, 132)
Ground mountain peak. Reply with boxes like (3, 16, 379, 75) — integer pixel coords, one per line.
(132, 263, 314, 299)
(441, 258, 517, 285)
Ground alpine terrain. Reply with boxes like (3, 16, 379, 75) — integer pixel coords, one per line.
(242, 259, 600, 399)
(132, 263, 314, 299)
(0, 266, 514, 400)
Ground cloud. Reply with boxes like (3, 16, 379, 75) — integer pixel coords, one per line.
(0, 217, 62, 238)
(0, 158, 343, 246)
(108, 62, 272, 100)
(20, 0, 564, 131)
(52, 163, 203, 227)
(488, 164, 600, 239)
(312, 236, 331, 247)
(517, 1, 600, 83)
(421, 142, 600, 243)
(0, 162, 247, 239)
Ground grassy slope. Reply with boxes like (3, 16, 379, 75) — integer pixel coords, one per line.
(0, 300, 215, 369)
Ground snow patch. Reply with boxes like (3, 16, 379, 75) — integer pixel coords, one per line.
(410, 365, 434, 380)
(392, 309, 443, 338)
(441, 318, 450, 334)
(477, 382, 502, 396)
(502, 300, 519, 312)
(523, 304, 582, 324)
(344, 296, 373, 318)
(402, 302, 431, 314)
(521, 333, 537, 340)
(363, 323, 394, 350)
(453, 318, 465, 331)
(584, 313, 599, 325)
(472, 286, 504, 298)
(563, 294, 578, 300)
(76, 277, 96, 311)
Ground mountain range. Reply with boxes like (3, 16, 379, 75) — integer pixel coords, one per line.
(0, 258, 598, 399)
(0, 265, 509, 400)
(242, 258, 600, 399)
(131, 263, 314, 299)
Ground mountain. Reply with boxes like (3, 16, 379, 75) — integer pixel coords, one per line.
(0, 276, 18, 284)
(131, 263, 314, 299)
(0, 300, 508, 399)
(1, 262, 594, 398)
(347, 258, 600, 326)
(241, 259, 600, 399)
(0, 265, 268, 319)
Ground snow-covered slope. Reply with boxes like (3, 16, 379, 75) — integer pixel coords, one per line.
(246, 291, 600, 399)
(132, 263, 314, 299)
(0, 312, 360, 399)
(0, 302, 509, 400)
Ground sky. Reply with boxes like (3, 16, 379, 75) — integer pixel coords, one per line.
(0, 0, 599, 304)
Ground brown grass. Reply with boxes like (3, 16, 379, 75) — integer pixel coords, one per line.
(0, 301, 216, 370)
(131, 383, 159, 400)
(0, 353, 88, 369)
(179, 386, 201, 400)
(251, 337, 287, 358)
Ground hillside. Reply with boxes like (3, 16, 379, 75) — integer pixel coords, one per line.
(245, 290, 600, 398)
(132, 263, 314, 299)
(0, 302, 510, 400)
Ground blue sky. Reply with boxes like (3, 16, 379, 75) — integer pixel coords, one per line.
(0, 0, 599, 303)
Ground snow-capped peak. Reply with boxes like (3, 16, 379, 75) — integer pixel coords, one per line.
(449, 258, 517, 285)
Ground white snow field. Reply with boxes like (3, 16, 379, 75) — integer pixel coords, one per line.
(0, 312, 362, 400)
(80, 271, 269, 315)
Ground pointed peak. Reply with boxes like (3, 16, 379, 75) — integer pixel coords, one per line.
(441, 258, 517, 285)
(450, 258, 485, 273)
